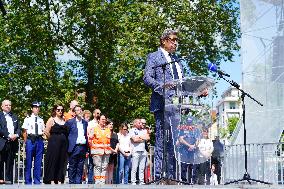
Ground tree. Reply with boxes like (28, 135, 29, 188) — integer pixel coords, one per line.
(0, 0, 240, 129)
(56, 0, 240, 125)
(0, 1, 76, 121)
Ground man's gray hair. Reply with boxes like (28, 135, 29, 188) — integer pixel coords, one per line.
(160, 28, 178, 45)
(2, 99, 11, 106)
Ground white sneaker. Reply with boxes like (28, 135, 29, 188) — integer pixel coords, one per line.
(131, 183, 136, 185)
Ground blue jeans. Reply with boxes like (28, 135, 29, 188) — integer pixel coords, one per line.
(87, 155, 94, 184)
(118, 153, 131, 184)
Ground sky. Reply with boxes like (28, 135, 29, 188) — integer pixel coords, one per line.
(209, 53, 242, 108)
(207, 0, 242, 108)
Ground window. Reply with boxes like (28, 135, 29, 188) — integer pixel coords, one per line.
(229, 102, 236, 109)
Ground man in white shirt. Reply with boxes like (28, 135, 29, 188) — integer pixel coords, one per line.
(143, 29, 189, 180)
(129, 119, 150, 185)
(0, 100, 21, 184)
(22, 101, 45, 184)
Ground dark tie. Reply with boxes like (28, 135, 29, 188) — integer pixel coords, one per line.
(169, 54, 179, 79)
(35, 117, 38, 136)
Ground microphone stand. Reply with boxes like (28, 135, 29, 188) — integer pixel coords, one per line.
(218, 74, 271, 185)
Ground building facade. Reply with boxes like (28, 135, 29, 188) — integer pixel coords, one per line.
(216, 86, 242, 136)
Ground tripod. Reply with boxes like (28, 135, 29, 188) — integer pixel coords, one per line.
(146, 62, 189, 185)
(219, 74, 271, 185)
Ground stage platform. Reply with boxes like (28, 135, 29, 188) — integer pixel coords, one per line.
(0, 184, 284, 189)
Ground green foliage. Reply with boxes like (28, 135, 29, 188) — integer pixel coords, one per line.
(219, 127, 227, 139)
(0, 0, 240, 132)
(219, 116, 240, 139)
(227, 116, 239, 135)
(280, 132, 284, 143)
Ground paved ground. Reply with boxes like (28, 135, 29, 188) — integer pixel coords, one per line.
(0, 184, 283, 189)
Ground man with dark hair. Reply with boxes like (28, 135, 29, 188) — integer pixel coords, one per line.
(66, 105, 88, 184)
(143, 29, 186, 179)
(144, 28, 208, 180)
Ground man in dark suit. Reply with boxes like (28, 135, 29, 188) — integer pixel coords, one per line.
(66, 105, 88, 184)
(143, 29, 188, 179)
(0, 100, 21, 184)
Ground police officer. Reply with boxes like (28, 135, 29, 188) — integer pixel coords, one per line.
(22, 101, 45, 184)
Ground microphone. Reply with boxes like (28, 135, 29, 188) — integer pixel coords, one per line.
(208, 63, 230, 77)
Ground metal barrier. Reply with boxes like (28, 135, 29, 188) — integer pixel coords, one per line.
(9, 140, 187, 184)
(9, 140, 156, 184)
(10, 141, 284, 185)
(223, 143, 284, 184)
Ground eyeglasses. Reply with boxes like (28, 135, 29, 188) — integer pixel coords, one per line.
(167, 37, 178, 43)
(56, 109, 63, 112)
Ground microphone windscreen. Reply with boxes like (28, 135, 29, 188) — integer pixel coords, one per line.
(208, 63, 217, 72)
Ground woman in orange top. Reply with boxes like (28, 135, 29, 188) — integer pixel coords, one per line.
(89, 115, 111, 185)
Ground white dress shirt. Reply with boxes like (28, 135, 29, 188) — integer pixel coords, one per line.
(76, 118, 86, 144)
(22, 114, 45, 135)
(160, 47, 182, 80)
(4, 112, 14, 137)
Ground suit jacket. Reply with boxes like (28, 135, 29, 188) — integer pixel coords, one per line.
(143, 48, 189, 112)
(0, 112, 21, 151)
(66, 117, 88, 153)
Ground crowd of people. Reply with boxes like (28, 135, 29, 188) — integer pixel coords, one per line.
(0, 99, 152, 185)
(0, 99, 223, 186)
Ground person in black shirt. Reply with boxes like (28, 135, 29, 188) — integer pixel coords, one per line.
(106, 119, 119, 184)
(211, 136, 224, 184)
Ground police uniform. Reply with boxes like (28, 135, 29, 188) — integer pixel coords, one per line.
(22, 102, 45, 184)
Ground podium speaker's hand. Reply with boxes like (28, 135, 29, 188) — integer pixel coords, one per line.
(164, 82, 175, 89)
